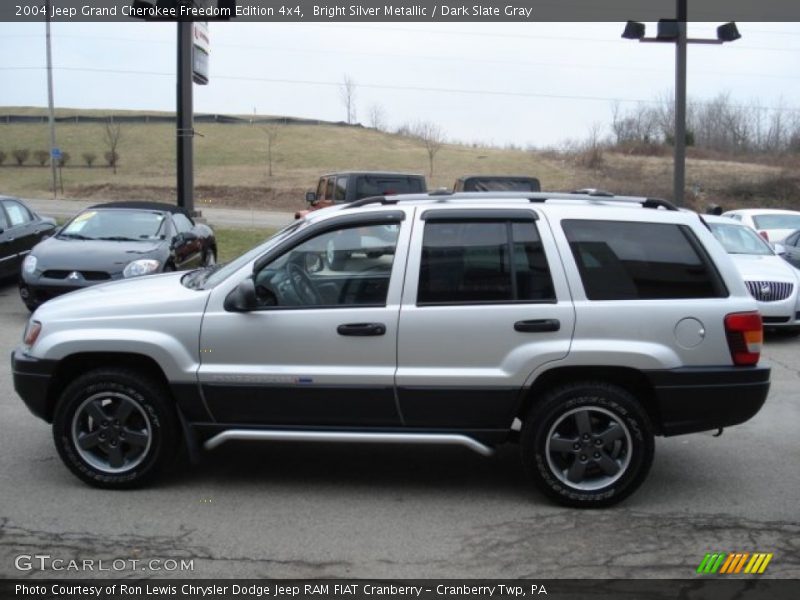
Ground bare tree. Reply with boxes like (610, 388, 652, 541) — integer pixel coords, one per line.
(340, 75, 357, 124)
(103, 117, 122, 174)
(413, 121, 446, 177)
(368, 104, 387, 131)
(263, 124, 280, 177)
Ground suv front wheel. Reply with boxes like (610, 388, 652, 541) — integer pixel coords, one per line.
(53, 368, 178, 488)
(521, 382, 654, 508)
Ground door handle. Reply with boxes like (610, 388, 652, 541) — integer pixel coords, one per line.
(337, 322, 386, 336)
(514, 319, 560, 333)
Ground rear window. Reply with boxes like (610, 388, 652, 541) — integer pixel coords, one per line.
(562, 219, 726, 300)
(752, 214, 800, 230)
(354, 176, 424, 199)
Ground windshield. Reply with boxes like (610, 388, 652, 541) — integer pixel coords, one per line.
(60, 209, 166, 241)
(465, 178, 541, 192)
(354, 176, 424, 199)
(752, 214, 800, 230)
(184, 219, 308, 290)
(709, 222, 774, 256)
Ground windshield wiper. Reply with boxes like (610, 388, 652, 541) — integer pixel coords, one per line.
(96, 236, 139, 241)
(57, 233, 93, 240)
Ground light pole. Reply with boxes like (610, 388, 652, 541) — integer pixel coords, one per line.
(622, 3, 741, 206)
(45, 0, 58, 199)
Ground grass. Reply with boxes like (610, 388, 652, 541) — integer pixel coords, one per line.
(213, 226, 275, 263)
(1, 106, 798, 211)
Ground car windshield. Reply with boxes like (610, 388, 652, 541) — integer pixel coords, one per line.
(709, 222, 774, 256)
(184, 219, 308, 290)
(354, 176, 424, 199)
(60, 209, 167, 241)
(466, 178, 541, 191)
(752, 214, 800, 230)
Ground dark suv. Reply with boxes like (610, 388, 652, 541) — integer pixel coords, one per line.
(296, 172, 427, 218)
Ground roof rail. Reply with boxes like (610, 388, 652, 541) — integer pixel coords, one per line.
(345, 192, 679, 211)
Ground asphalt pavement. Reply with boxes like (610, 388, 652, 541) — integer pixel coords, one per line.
(0, 282, 798, 579)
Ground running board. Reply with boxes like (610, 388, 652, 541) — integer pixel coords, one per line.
(203, 429, 495, 457)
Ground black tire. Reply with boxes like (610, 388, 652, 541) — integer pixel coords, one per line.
(52, 368, 179, 489)
(521, 381, 654, 508)
(18, 283, 39, 312)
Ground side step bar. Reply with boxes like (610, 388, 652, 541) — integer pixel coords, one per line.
(203, 429, 495, 457)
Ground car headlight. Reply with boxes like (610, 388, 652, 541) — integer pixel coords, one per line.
(123, 259, 161, 278)
(22, 255, 37, 275)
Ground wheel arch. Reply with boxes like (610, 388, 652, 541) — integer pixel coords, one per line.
(45, 352, 172, 422)
(519, 366, 664, 435)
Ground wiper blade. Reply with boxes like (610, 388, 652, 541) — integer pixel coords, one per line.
(96, 236, 138, 241)
(57, 233, 92, 240)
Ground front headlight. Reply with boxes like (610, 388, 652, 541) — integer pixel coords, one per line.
(22, 255, 37, 275)
(123, 259, 161, 278)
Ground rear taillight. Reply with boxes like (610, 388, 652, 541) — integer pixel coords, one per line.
(724, 312, 763, 366)
(759, 230, 769, 241)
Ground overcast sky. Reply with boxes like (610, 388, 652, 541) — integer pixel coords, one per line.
(1, 21, 799, 146)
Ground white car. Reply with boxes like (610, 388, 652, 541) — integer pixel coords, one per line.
(707, 215, 800, 332)
(721, 208, 800, 243)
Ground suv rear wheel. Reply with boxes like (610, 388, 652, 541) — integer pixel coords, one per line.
(521, 382, 654, 508)
(52, 368, 178, 488)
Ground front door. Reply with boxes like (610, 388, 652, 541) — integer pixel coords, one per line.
(198, 214, 411, 426)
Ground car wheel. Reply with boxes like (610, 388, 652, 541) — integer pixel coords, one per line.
(521, 381, 654, 508)
(18, 284, 39, 312)
(202, 248, 216, 267)
(52, 368, 179, 489)
(325, 239, 347, 271)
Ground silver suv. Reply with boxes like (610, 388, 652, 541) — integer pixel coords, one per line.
(12, 192, 770, 507)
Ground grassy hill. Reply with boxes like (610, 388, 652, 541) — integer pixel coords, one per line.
(1, 107, 798, 212)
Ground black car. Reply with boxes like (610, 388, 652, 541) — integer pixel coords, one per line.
(0, 196, 57, 280)
(19, 201, 216, 311)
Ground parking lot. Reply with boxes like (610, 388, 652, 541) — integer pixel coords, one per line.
(0, 279, 798, 579)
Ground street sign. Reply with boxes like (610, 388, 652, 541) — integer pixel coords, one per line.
(51, 147, 62, 160)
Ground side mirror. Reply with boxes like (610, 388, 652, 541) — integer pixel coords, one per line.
(224, 278, 258, 312)
(772, 243, 786, 256)
(305, 191, 318, 205)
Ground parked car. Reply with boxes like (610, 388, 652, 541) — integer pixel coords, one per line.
(453, 175, 541, 192)
(296, 171, 427, 219)
(0, 196, 57, 280)
(706, 216, 800, 332)
(777, 230, 800, 270)
(721, 208, 800, 243)
(13, 191, 769, 507)
(19, 201, 216, 311)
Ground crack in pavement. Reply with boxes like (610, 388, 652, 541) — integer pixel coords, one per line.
(456, 510, 800, 578)
(0, 517, 350, 578)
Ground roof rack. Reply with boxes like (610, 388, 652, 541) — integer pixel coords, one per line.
(345, 192, 679, 211)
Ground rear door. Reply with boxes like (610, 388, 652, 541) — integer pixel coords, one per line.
(396, 209, 575, 429)
(0, 199, 40, 275)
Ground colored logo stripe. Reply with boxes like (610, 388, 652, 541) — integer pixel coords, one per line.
(697, 552, 773, 574)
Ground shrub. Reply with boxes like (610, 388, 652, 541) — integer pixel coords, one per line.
(0, 150, 6, 166)
(12, 149, 30, 166)
(58, 151, 70, 167)
(33, 150, 50, 166)
(82, 152, 97, 167)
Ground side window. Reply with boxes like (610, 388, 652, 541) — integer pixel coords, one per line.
(172, 213, 194, 234)
(253, 222, 400, 308)
(325, 178, 335, 201)
(0, 205, 9, 230)
(334, 176, 348, 202)
(3, 201, 32, 227)
(418, 220, 555, 304)
(562, 219, 726, 300)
